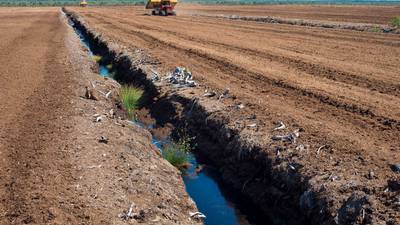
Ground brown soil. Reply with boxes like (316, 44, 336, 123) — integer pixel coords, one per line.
(177, 4, 400, 25)
(0, 7, 199, 225)
(66, 5, 400, 224)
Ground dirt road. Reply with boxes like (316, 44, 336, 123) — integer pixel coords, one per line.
(67, 5, 400, 224)
(0, 7, 198, 225)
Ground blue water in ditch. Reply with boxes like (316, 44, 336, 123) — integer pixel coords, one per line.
(71, 21, 267, 225)
(137, 125, 263, 225)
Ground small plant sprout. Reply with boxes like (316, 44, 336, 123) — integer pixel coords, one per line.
(390, 16, 400, 28)
(119, 85, 143, 120)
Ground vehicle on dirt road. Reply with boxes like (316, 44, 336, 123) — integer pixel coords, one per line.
(146, 0, 177, 16)
(80, 0, 88, 7)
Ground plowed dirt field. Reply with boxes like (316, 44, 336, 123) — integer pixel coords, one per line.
(68, 5, 400, 223)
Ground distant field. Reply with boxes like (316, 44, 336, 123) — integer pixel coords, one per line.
(0, 0, 399, 6)
(0, 0, 144, 6)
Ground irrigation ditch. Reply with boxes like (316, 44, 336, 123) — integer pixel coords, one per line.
(62, 8, 329, 225)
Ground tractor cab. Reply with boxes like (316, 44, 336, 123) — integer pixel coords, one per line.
(80, 0, 88, 7)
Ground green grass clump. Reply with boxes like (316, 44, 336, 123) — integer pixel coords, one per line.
(92, 55, 102, 63)
(92, 55, 102, 62)
(162, 131, 195, 169)
(120, 86, 143, 119)
(390, 17, 400, 28)
(162, 143, 191, 169)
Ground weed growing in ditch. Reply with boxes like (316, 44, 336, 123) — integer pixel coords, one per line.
(391, 17, 400, 28)
(163, 129, 196, 169)
(120, 86, 143, 120)
(163, 143, 191, 169)
(92, 55, 102, 62)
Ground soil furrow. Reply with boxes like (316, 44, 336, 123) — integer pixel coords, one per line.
(82, 18, 400, 131)
(87, 13, 400, 97)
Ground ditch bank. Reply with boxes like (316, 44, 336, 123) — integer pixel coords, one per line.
(57, 11, 201, 225)
(63, 8, 376, 225)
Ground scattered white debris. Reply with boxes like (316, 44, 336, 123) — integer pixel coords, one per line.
(203, 91, 216, 97)
(273, 121, 286, 131)
(288, 164, 296, 171)
(219, 88, 230, 100)
(296, 144, 305, 151)
(99, 136, 108, 144)
(328, 174, 339, 181)
(150, 69, 160, 82)
(105, 90, 112, 98)
(317, 145, 327, 154)
(237, 103, 245, 109)
(247, 123, 257, 128)
(109, 109, 115, 117)
(272, 130, 300, 144)
(166, 67, 197, 87)
(119, 203, 136, 220)
(95, 116, 102, 122)
(87, 165, 102, 169)
(189, 212, 206, 220)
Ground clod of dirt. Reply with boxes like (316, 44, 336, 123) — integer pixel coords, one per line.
(98, 136, 109, 144)
(390, 164, 400, 173)
(219, 88, 230, 99)
(203, 91, 216, 98)
(366, 171, 375, 180)
(84, 86, 98, 100)
(388, 180, 400, 191)
(299, 191, 316, 216)
(272, 130, 300, 144)
(336, 192, 372, 224)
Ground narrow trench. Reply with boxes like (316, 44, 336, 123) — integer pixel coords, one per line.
(64, 11, 275, 225)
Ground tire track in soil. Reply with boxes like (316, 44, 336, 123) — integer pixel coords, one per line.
(171, 15, 400, 47)
(86, 13, 400, 97)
